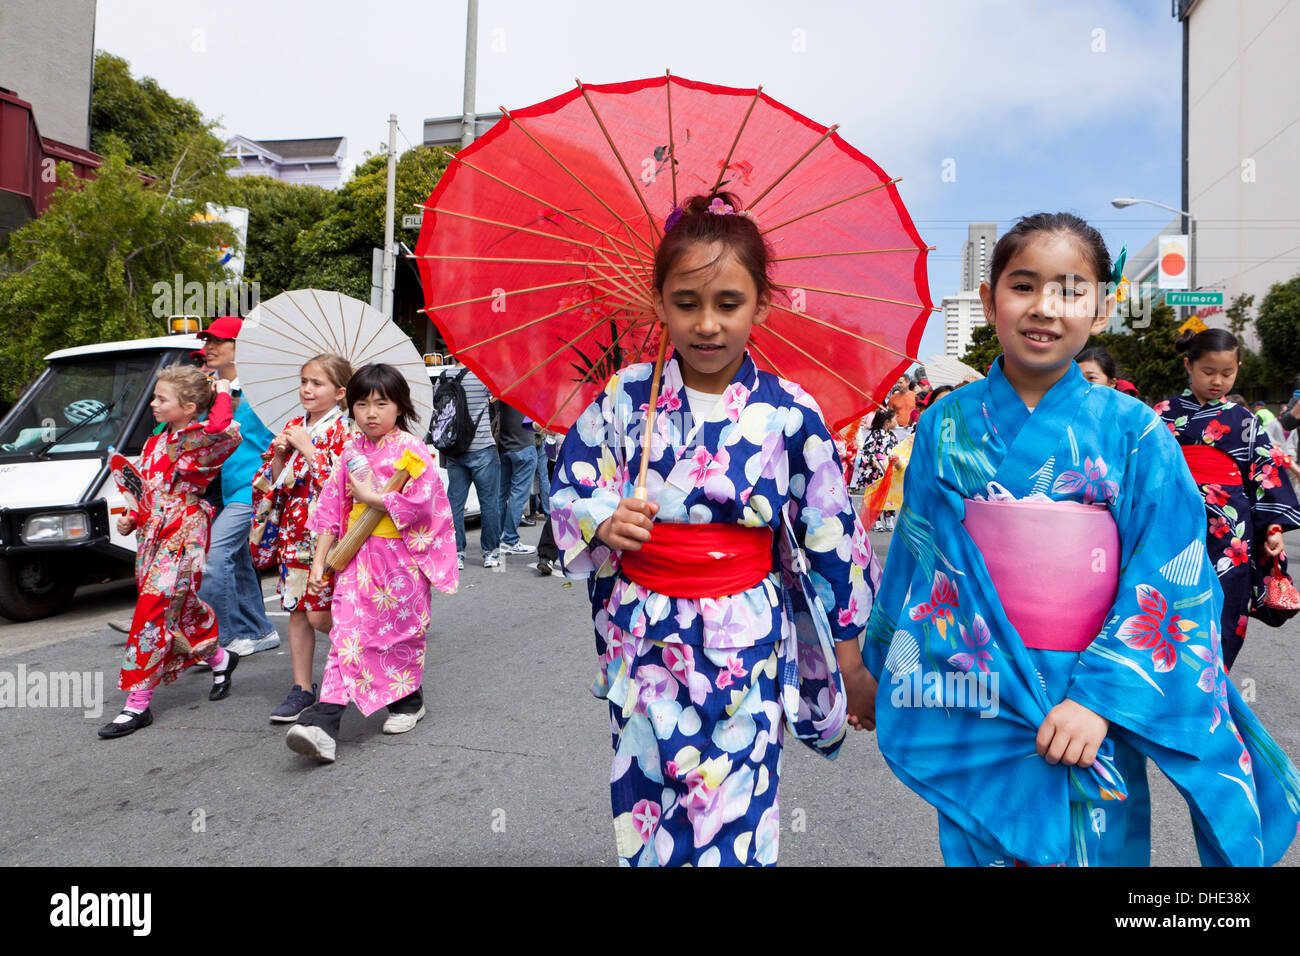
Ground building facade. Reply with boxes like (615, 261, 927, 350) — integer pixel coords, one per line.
(941, 290, 986, 358)
(1182, 0, 1300, 329)
(961, 222, 997, 292)
(223, 136, 347, 189)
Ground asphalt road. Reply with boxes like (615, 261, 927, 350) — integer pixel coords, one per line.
(2, 528, 1298, 867)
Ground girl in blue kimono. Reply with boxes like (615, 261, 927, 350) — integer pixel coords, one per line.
(863, 213, 1300, 866)
(1157, 329, 1300, 670)
(550, 192, 879, 867)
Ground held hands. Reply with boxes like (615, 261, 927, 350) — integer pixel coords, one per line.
(1036, 699, 1109, 768)
(307, 564, 330, 595)
(595, 497, 659, 551)
(836, 642, 877, 732)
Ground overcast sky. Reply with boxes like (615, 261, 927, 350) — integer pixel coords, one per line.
(95, 0, 1184, 360)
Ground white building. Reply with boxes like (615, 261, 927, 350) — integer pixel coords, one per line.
(941, 290, 986, 358)
(1182, 0, 1300, 328)
(223, 136, 347, 189)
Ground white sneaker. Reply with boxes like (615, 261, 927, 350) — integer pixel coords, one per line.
(285, 724, 336, 762)
(499, 541, 536, 555)
(483, 552, 501, 568)
(382, 706, 425, 735)
(226, 630, 281, 657)
(457, 553, 465, 570)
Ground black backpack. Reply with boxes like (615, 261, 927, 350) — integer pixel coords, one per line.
(429, 367, 487, 459)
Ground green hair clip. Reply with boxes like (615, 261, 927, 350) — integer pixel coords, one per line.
(1110, 246, 1127, 285)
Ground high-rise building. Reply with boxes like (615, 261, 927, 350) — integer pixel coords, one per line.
(961, 223, 998, 292)
(941, 290, 987, 358)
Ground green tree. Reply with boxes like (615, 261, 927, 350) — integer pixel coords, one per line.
(90, 51, 228, 181)
(0, 148, 233, 401)
(1225, 292, 1254, 338)
(1256, 273, 1300, 388)
(294, 146, 455, 337)
(957, 322, 1002, 375)
(1090, 295, 1187, 402)
(229, 175, 334, 298)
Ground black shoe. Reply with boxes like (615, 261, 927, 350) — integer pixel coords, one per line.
(98, 708, 153, 739)
(519, 516, 538, 527)
(536, 559, 552, 576)
(209, 649, 240, 701)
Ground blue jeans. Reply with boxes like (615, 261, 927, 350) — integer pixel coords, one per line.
(201, 500, 274, 646)
(498, 446, 537, 546)
(446, 445, 502, 556)
(529, 448, 552, 516)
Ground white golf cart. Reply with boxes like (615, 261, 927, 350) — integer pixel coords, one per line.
(0, 334, 204, 620)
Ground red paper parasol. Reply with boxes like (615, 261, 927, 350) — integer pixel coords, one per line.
(414, 73, 932, 433)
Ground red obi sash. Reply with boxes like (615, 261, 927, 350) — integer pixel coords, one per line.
(620, 523, 774, 599)
(1181, 444, 1242, 486)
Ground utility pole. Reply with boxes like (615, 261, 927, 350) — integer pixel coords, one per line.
(382, 113, 398, 318)
(461, 0, 478, 148)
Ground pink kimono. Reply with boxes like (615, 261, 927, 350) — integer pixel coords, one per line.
(307, 428, 457, 715)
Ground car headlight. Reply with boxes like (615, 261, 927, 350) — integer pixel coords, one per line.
(21, 512, 91, 544)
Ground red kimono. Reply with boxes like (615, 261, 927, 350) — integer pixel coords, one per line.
(119, 394, 241, 691)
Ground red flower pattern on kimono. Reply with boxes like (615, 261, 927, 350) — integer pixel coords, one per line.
(1208, 516, 1231, 538)
(1116, 584, 1197, 672)
(1203, 484, 1229, 507)
(909, 570, 959, 639)
(1202, 419, 1230, 443)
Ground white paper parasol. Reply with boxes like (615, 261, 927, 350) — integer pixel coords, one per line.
(923, 354, 986, 388)
(238, 289, 433, 436)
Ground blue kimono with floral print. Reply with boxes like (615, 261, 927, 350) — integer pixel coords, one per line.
(864, 359, 1300, 866)
(1157, 392, 1300, 669)
(551, 352, 879, 866)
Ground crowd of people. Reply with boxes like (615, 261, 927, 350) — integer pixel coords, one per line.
(92, 198, 1300, 868)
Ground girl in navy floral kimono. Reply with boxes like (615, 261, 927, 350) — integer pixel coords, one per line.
(1157, 329, 1300, 669)
(551, 192, 879, 866)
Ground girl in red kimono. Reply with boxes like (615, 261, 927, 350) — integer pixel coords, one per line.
(251, 354, 353, 723)
(99, 366, 243, 738)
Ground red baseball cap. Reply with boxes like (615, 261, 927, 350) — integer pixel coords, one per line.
(1116, 379, 1139, 396)
(197, 315, 243, 340)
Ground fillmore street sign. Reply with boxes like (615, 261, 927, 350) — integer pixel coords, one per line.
(1165, 291, 1223, 306)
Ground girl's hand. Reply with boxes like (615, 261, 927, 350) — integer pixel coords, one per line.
(595, 498, 659, 550)
(271, 432, 290, 458)
(213, 378, 231, 395)
(307, 566, 330, 594)
(348, 470, 385, 509)
(1264, 529, 1285, 559)
(1036, 699, 1109, 768)
(285, 424, 313, 457)
(836, 642, 877, 731)
(116, 514, 136, 536)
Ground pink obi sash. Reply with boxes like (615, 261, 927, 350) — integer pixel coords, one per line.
(620, 523, 774, 599)
(963, 498, 1120, 652)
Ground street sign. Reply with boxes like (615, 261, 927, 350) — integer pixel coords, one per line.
(1178, 315, 1209, 336)
(1166, 292, 1223, 306)
(402, 213, 423, 230)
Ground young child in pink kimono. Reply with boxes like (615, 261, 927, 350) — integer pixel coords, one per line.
(286, 364, 458, 763)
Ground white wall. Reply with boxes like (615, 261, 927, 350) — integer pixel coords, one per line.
(1189, 0, 1300, 336)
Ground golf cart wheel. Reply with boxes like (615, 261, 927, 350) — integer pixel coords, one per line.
(0, 554, 78, 621)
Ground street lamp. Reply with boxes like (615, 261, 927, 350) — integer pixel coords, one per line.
(1111, 197, 1197, 296)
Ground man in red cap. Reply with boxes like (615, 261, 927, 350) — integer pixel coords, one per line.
(197, 316, 280, 656)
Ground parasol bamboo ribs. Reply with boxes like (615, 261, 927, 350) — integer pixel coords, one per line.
(326, 469, 412, 571)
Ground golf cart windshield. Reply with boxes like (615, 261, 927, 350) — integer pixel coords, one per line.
(0, 354, 158, 459)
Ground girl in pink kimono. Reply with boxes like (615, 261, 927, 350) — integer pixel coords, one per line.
(286, 364, 458, 763)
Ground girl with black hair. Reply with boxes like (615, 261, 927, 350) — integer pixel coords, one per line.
(285, 364, 458, 763)
(1156, 329, 1300, 669)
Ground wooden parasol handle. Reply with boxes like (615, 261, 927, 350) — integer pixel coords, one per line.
(326, 469, 412, 571)
(634, 331, 670, 500)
